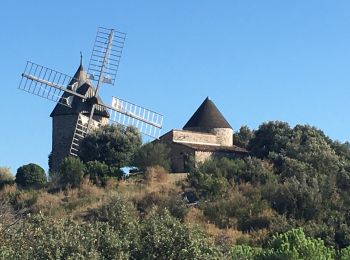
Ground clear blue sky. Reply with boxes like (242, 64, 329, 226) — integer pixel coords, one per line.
(1, 1, 350, 173)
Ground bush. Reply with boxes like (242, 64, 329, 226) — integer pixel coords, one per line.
(230, 245, 262, 259)
(86, 160, 123, 185)
(15, 163, 46, 188)
(133, 142, 171, 171)
(230, 228, 336, 259)
(261, 228, 335, 259)
(59, 157, 86, 188)
(79, 124, 142, 168)
(138, 210, 221, 259)
(1, 213, 131, 259)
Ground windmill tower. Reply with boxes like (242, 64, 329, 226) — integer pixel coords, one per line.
(19, 27, 164, 172)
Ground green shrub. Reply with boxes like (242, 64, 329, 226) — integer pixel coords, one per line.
(1, 213, 131, 259)
(15, 163, 46, 188)
(138, 210, 221, 259)
(339, 246, 350, 260)
(87, 196, 140, 256)
(59, 157, 86, 188)
(261, 228, 335, 260)
(133, 142, 171, 171)
(230, 244, 262, 259)
(86, 160, 123, 185)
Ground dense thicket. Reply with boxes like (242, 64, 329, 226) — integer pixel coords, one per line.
(190, 121, 350, 249)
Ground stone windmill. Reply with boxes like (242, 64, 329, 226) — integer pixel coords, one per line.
(18, 27, 164, 171)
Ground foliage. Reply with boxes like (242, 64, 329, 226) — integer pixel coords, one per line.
(189, 157, 275, 198)
(0, 204, 220, 259)
(88, 196, 140, 256)
(230, 228, 337, 259)
(249, 121, 291, 158)
(133, 142, 171, 171)
(79, 124, 142, 168)
(137, 209, 222, 259)
(202, 187, 274, 230)
(86, 160, 123, 185)
(233, 125, 254, 149)
(261, 228, 335, 259)
(15, 163, 46, 188)
(136, 191, 188, 221)
(59, 157, 86, 188)
(188, 121, 350, 248)
(0, 214, 131, 259)
(230, 244, 262, 259)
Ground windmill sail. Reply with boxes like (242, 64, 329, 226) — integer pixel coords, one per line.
(70, 113, 101, 156)
(88, 27, 126, 86)
(69, 98, 163, 156)
(108, 97, 163, 138)
(19, 61, 86, 106)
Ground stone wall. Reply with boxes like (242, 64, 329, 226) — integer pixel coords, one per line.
(211, 128, 233, 146)
(170, 143, 195, 173)
(194, 151, 213, 164)
(51, 114, 79, 172)
(172, 130, 219, 146)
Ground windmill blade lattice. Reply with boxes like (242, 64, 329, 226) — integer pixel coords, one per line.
(107, 97, 163, 139)
(88, 27, 126, 85)
(70, 113, 101, 156)
(19, 61, 85, 106)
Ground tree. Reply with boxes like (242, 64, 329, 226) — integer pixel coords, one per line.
(15, 163, 46, 188)
(59, 157, 86, 187)
(79, 125, 142, 168)
(233, 125, 254, 149)
(133, 142, 171, 171)
(249, 121, 291, 158)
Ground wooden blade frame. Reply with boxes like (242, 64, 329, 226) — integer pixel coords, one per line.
(70, 113, 100, 156)
(106, 97, 163, 138)
(19, 61, 86, 106)
(88, 27, 126, 86)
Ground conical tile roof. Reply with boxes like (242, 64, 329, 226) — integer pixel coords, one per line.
(183, 97, 231, 130)
(50, 63, 108, 118)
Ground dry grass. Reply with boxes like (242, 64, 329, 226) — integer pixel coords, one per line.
(145, 165, 169, 185)
(184, 207, 246, 245)
(0, 184, 17, 197)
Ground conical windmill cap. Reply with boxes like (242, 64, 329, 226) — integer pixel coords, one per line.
(50, 63, 108, 117)
(68, 63, 91, 88)
(183, 97, 232, 130)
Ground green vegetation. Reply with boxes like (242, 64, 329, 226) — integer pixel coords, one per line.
(59, 156, 86, 188)
(79, 124, 142, 168)
(133, 142, 171, 171)
(15, 163, 46, 188)
(3, 121, 350, 258)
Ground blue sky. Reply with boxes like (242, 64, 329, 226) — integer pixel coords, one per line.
(1, 1, 350, 173)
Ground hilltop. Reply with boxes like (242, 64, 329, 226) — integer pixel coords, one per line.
(2, 121, 350, 259)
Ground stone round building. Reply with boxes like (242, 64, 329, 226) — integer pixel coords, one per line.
(158, 97, 247, 172)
